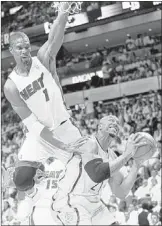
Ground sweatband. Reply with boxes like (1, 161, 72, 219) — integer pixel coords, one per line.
(84, 158, 110, 183)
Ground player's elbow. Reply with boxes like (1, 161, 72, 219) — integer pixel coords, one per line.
(109, 179, 128, 200)
(84, 158, 110, 183)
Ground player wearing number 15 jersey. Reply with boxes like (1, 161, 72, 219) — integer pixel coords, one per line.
(14, 158, 65, 225)
(4, 2, 82, 166)
(30, 158, 65, 225)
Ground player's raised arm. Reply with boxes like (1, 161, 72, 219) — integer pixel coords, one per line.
(4, 79, 82, 153)
(37, 2, 69, 69)
(37, 2, 70, 107)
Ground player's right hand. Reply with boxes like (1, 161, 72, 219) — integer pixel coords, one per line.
(124, 133, 147, 159)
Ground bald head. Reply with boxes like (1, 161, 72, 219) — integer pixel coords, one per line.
(9, 32, 31, 65)
(99, 115, 119, 127)
(98, 115, 120, 138)
(9, 32, 30, 47)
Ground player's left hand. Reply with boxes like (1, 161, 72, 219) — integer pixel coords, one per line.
(125, 133, 147, 158)
(64, 136, 89, 153)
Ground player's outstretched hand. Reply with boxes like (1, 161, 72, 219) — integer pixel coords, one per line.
(64, 136, 89, 153)
(125, 133, 147, 159)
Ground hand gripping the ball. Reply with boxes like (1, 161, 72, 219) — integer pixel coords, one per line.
(124, 133, 147, 161)
(133, 132, 157, 164)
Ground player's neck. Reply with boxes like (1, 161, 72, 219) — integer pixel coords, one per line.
(15, 58, 32, 76)
(96, 132, 112, 152)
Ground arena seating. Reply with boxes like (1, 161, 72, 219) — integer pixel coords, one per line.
(1, 2, 114, 33)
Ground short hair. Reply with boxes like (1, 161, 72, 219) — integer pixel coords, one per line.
(9, 32, 30, 47)
(13, 161, 44, 191)
(13, 166, 36, 191)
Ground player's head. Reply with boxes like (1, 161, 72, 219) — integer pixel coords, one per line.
(98, 115, 120, 139)
(9, 32, 31, 65)
(12, 161, 45, 192)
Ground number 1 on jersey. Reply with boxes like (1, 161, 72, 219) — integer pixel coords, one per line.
(43, 88, 49, 102)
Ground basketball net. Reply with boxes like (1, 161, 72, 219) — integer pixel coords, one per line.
(51, 1, 82, 15)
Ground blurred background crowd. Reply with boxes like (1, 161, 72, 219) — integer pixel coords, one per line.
(1, 2, 113, 33)
(2, 33, 161, 94)
(1, 1, 162, 225)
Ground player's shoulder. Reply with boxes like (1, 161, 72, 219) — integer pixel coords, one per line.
(33, 55, 49, 72)
(81, 136, 98, 155)
(4, 78, 18, 102)
(32, 56, 39, 62)
(4, 77, 16, 91)
(32, 56, 41, 67)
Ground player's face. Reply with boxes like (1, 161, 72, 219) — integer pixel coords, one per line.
(105, 117, 120, 138)
(10, 38, 31, 65)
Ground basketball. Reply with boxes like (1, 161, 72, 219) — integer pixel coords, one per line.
(133, 132, 157, 163)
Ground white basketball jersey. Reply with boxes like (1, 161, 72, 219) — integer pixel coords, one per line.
(71, 137, 109, 202)
(35, 159, 65, 208)
(53, 136, 109, 211)
(9, 57, 70, 130)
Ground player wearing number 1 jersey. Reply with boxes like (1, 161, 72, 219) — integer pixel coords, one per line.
(4, 3, 82, 168)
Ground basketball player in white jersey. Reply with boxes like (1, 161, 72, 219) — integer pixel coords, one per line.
(6, 158, 65, 225)
(31, 157, 65, 225)
(4, 2, 85, 184)
(51, 116, 149, 225)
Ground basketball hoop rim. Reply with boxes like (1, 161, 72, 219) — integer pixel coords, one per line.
(51, 1, 83, 15)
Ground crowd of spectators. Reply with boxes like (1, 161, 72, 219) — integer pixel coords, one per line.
(61, 37, 161, 93)
(57, 33, 161, 69)
(2, 89, 161, 225)
(1, 1, 114, 33)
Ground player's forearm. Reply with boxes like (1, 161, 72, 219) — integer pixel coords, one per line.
(48, 3, 69, 44)
(109, 151, 133, 176)
(40, 127, 68, 151)
(48, 13, 68, 43)
(23, 114, 69, 152)
(117, 164, 139, 199)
